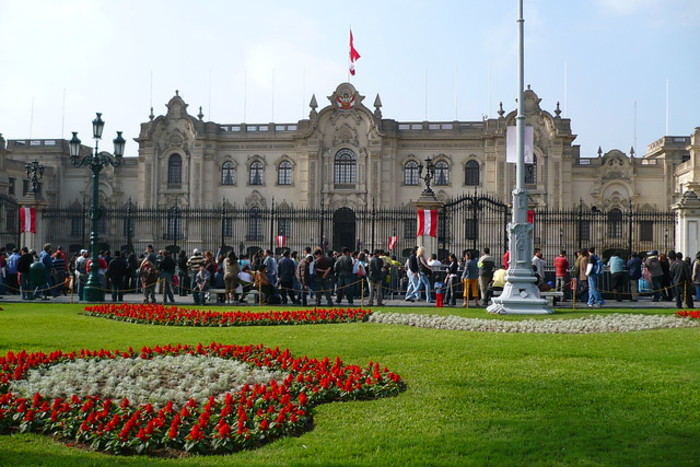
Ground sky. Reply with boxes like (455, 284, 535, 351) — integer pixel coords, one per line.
(1, 0, 698, 157)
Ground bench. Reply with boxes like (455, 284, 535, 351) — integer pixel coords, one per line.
(491, 290, 564, 306)
(207, 288, 260, 304)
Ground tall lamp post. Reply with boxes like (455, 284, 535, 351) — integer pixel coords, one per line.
(68, 113, 125, 301)
(487, 0, 551, 314)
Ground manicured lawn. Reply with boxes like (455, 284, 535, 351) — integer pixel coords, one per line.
(0, 303, 698, 465)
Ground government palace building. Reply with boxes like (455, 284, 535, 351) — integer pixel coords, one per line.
(1, 82, 699, 259)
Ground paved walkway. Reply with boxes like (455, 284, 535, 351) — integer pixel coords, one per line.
(0, 291, 683, 310)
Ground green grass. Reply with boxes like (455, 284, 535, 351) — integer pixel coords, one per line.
(0, 303, 698, 466)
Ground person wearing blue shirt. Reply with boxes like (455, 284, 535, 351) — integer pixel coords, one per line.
(608, 253, 626, 302)
(7, 249, 21, 295)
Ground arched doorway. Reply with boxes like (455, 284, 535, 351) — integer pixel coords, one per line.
(333, 208, 356, 251)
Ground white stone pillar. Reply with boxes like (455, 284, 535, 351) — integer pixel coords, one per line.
(414, 194, 442, 260)
(19, 192, 48, 252)
(672, 190, 700, 259)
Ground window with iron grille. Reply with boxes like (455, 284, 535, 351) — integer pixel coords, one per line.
(403, 218, 416, 239)
(71, 216, 84, 237)
(223, 217, 234, 238)
(639, 221, 654, 242)
(579, 220, 591, 242)
(465, 160, 480, 186)
(404, 161, 419, 185)
(166, 209, 183, 239)
(607, 209, 623, 238)
(167, 154, 182, 187)
(434, 161, 449, 185)
(278, 161, 292, 185)
(334, 149, 356, 184)
(465, 218, 478, 240)
(247, 208, 263, 240)
(249, 161, 264, 185)
(278, 218, 292, 237)
(525, 155, 537, 184)
(221, 161, 235, 185)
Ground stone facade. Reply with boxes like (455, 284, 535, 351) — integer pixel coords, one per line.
(0, 82, 697, 244)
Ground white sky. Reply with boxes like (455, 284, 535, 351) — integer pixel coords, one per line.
(1, 0, 698, 157)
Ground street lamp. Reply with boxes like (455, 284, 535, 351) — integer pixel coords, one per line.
(417, 157, 436, 196)
(25, 159, 45, 194)
(68, 112, 125, 301)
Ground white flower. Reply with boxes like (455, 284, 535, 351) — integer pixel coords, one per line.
(368, 312, 700, 334)
(10, 354, 287, 408)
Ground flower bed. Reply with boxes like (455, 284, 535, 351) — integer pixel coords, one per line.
(82, 303, 372, 327)
(369, 312, 700, 334)
(0, 343, 405, 455)
(676, 310, 700, 320)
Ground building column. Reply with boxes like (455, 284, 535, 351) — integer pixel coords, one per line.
(672, 190, 700, 258)
(414, 193, 443, 259)
(19, 192, 48, 252)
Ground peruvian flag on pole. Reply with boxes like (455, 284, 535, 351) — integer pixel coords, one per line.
(19, 207, 36, 233)
(388, 235, 399, 251)
(416, 209, 438, 237)
(276, 235, 287, 248)
(349, 29, 361, 76)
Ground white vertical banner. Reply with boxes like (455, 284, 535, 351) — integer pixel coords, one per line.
(506, 125, 534, 163)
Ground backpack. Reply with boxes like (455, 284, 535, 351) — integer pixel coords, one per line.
(591, 256, 605, 276)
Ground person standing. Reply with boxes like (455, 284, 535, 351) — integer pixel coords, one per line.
(313, 249, 334, 306)
(553, 250, 570, 301)
(416, 246, 433, 303)
(461, 251, 480, 307)
(106, 251, 129, 302)
(670, 251, 694, 308)
(586, 247, 604, 308)
(531, 248, 546, 286)
(574, 249, 589, 302)
(626, 252, 642, 302)
(263, 249, 278, 286)
(139, 255, 158, 304)
(177, 250, 189, 296)
(277, 250, 298, 304)
(367, 249, 386, 306)
(608, 253, 626, 302)
(404, 248, 421, 302)
(17, 247, 34, 300)
(187, 249, 205, 295)
(334, 247, 355, 305)
(6, 248, 21, 295)
(159, 250, 177, 304)
(444, 253, 460, 306)
(224, 250, 240, 304)
(477, 247, 495, 306)
(296, 255, 312, 306)
(644, 250, 664, 302)
(193, 264, 211, 306)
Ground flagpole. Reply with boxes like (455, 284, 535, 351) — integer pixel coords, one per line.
(487, 0, 551, 315)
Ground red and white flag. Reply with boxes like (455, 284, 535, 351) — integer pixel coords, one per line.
(349, 29, 361, 76)
(416, 209, 438, 237)
(19, 207, 36, 233)
(276, 235, 287, 248)
(388, 235, 399, 250)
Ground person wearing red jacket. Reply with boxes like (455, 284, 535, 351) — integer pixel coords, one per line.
(553, 250, 571, 301)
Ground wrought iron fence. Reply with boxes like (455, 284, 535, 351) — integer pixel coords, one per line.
(0, 195, 20, 250)
(38, 197, 677, 261)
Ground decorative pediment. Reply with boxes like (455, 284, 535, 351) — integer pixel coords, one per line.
(327, 82, 365, 110)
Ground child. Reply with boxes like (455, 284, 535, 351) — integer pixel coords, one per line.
(193, 264, 210, 305)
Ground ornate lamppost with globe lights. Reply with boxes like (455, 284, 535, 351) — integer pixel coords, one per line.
(68, 113, 125, 301)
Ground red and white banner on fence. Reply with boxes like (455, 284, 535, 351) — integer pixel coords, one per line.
(388, 235, 399, 250)
(19, 207, 36, 233)
(416, 209, 438, 237)
(276, 235, 287, 248)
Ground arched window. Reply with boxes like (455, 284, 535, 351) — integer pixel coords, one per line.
(404, 161, 420, 185)
(334, 149, 356, 184)
(167, 154, 182, 186)
(278, 161, 292, 185)
(525, 154, 537, 184)
(607, 208, 623, 238)
(465, 160, 480, 186)
(221, 161, 235, 185)
(434, 161, 449, 185)
(249, 161, 264, 185)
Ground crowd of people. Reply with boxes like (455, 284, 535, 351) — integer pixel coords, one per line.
(1, 243, 698, 309)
